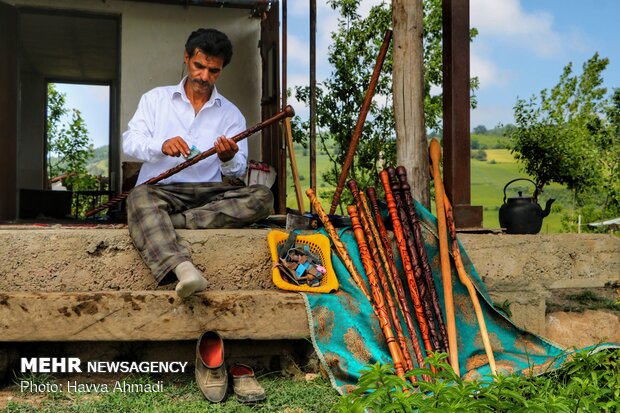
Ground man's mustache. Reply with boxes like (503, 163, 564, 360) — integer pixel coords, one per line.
(193, 79, 212, 88)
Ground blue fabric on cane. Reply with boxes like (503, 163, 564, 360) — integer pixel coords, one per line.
(300, 200, 616, 395)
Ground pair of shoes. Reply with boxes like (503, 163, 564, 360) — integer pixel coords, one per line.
(195, 332, 266, 403)
(229, 364, 266, 403)
(195, 331, 227, 402)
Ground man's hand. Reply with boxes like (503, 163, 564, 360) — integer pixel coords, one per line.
(162, 137, 190, 157)
(214, 136, 238, 162)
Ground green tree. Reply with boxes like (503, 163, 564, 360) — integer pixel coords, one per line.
(473, 124, 488, 135)
(510, 54, 619, 229)
(294, 0, 477, 209)
(46, 83, 68, 181)
(47, 83, 97, 192)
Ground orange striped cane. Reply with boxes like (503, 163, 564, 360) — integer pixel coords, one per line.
(348, 180, 415, 378)
(379, 170, 433, 356)
(366, 187, 428, 372)
(347, 205, 406, 379)
(396, 165, 450, 354)
(387, 166, 441, 352)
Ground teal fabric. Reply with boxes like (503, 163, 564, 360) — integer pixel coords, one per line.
(301, 201, 573, 395)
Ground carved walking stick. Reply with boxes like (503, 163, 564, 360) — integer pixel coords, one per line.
(387, 167, 441, 352)
(443, 194, 498, 376)
(396, 166, 450, 354)
(366, 187, 428, 372)
(85, 105, 296, 217)
(379, 170, 433, 356)
(329, 29, 393, 215)
(347, 205, 406, 379)
(305, 188, 371, 302)
(429, 138, 459, 375)
(284, 117, 305, 213)
(347, 180, 415, 378)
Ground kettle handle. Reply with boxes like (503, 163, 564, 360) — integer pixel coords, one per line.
(503, 178, 537, 203)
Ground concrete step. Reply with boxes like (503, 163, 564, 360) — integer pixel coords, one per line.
(0, 227, 618, 338)
(0, 290, 308, 341)
(0, 228, 274, 292)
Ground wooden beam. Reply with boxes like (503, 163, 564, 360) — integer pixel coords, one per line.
(442, 0, 482, 228)
(0, 291, 308, 341)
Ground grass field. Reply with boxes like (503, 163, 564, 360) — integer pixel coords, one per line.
(2, 374, 339, 413)
(471, 150, 568, 231)
(286, 146, 571, 233)
(470, 133, 511, 149)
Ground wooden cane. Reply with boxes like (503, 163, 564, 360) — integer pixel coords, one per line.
(347, 205, 407, 379)
(305, 188, 371, 302)
(379, 170, 433, 356)
(396, 166, 450, 354)
(429, 138, 459, 375)
(443, 194, 498, 376)
(387, 167, 441, 353)
(366, 187, 428, 372)
(329, 29, 393, 215)
(284, 117, 305, 213)
(348, 180, 415, 378)
(85, 105, 296, 217)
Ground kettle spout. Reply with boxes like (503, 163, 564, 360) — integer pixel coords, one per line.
(542, 199, 556, 218)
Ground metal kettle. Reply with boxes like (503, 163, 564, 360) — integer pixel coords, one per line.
(498, 178, 555, 234)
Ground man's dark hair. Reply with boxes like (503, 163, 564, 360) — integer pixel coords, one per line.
(185, 28, 233, 67)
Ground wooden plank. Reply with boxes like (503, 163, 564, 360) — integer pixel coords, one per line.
(0, 291, 309, 341)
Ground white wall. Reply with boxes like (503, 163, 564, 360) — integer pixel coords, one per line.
(11, 0, 263, 167)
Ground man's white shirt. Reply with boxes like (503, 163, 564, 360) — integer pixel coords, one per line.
(123, 78, 247, 185)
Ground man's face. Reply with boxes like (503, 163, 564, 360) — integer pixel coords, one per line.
(184, 48, 225, 98)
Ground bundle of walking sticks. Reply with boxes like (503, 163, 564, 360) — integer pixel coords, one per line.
(306, 139, 497, 382)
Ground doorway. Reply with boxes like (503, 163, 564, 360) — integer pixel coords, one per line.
(11, 6, 120, 219)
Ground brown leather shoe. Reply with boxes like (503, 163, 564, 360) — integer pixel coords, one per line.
(195, 331, 228, 402)
(229, 364, 266, 403)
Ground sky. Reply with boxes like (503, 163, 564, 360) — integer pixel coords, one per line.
(56, 0, 620, 148)
(285, 0, 620, 129)
(55, 83, 110, 149)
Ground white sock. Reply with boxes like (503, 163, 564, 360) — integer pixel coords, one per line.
(173, 261, 208, 298)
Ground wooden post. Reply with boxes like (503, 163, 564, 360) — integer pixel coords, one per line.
(442, 0, 483, 228)
(393, 0, 429, 209)
(309, 0, 317, 207)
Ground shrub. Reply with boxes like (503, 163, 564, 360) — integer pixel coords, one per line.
(472, 149, 487, 161)
(332, 349, 620, 412)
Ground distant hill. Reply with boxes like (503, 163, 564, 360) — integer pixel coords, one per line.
(87, 145, 109, 176)
(471, 133, 511, 149)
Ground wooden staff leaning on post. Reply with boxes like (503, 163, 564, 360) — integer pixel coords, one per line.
(428, 138, 459, 374)
(429, 138, 497, 376)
